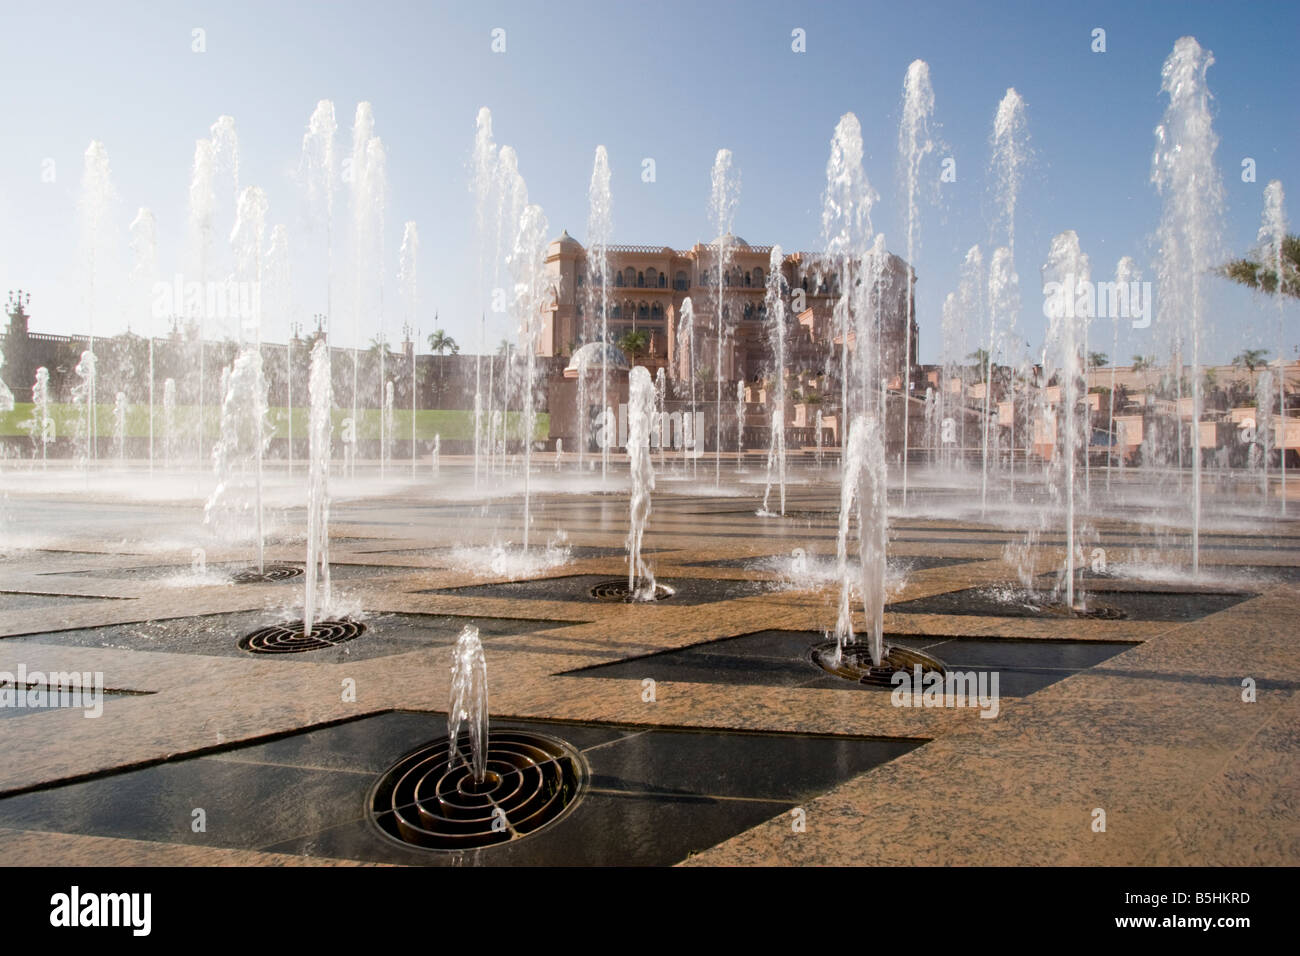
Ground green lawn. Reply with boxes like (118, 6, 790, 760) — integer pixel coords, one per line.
(0, 403, 548, 442)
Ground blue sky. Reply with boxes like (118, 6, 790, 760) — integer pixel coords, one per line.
(1, 0, 1296, 366)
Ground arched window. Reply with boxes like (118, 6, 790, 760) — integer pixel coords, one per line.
(743, 303, 754, 320)
(614, 272, 624, 287)
(611, 303, 622, 319)
(645, 267, 658, 287)
(638, 301, 649, 322)
(674, 270, 689, 291)
(637, 271, 645, 288)
(623, 267, 636, 287)
(752, 267, 763, 286)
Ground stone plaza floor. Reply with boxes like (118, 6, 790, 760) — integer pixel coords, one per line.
(0, 461, 1295, 865)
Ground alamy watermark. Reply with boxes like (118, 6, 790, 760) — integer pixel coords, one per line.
(891, 665, 1000, 719)
(151, 274, 261, 322)
(1042, 274, 1154, 329)
(0, 665, 105, 718)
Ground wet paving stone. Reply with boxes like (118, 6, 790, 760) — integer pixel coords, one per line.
(1, 611, 579, 662)
(0, 711, 922, 866)
(561, 629, 1139, 698)
(887, 585, 1254, 621)
(0, 591, 129, 610)
(423, 573, 772, 606)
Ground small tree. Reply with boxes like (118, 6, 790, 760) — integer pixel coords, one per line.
(1232, 349, 1270, 392)
(426, 329, 460, 404)
(1218, 234, 1300, 299)
(617, 329, 650, 364)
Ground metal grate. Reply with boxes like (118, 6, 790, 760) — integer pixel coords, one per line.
(231, 565, 305, 584)
(810, 640, 947, 686)
(588, 579, 674, 602)
(369, 730, 585, 851)
(238, 619, 365, 654)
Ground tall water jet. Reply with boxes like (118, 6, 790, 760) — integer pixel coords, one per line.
(493, 147, 529, 481)
(510, 204, 553, 552)
(79, 141, 115, 467)
(834, 416, 888, 667)
(128, 208, 158, 472)
(0, 344, 12, 416)
(587, 146, 614, 483)
(191, 116, 239, 455)
(898, 59, 935, 506)
(470, 108, 497, 487)
(431, 433, 441, 476)
(991, 89, 1029, 258)
(1256, 369, 1275, 497)
(822, 114, 877, 429)
(815, 409, 824, 469)
(112, 392, 127, 463)
(1152, 36, 1224, 574)
(206, 349, 269, 569)
(1107, 257, 1138, 490)
(447, 625, 488, 785)
(399, 221, 420, 475)
(349, 103, 387, 475)
(303, 339, 333, 635)
(762, 245, 788, 514)
(654, 367, 667, 471)
(574, 347, 590, 473)
(1260, 180, 1289, 513)
(677, 297, 696, 474)
(1042, 230, 1091, 609)
(983, 247, 1018, 512)
(709, 149, 740, 486)
(71, 351, 96, 467)
(627, 366, 657, 600)
(187, 138, 216, 462)
(734, 380, 746, 469)
(300, 101, 337, 470)
(301, 100, 338, 285)
(31, 367, 51, 467)
(383, 381, 395, 475)
(953, 247, 984, 469)
(163, 378, 176, 468)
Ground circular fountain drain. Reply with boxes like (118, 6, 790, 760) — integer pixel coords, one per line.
(368, 730, 586, 851)
(588, 579, 675, 602)
(238, 619, 365, 654)
(811, 640, 947, 686)
(1035, 601, 1127, 620)
(231, 565, 304, 584)
(779, 509, 839, 524)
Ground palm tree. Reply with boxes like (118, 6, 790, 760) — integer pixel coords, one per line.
(1131, 355, 1155, 403)
(1088, 351, 1108, 369)
(427, 328, 459, 357)
(617, 329, 650, 365)
(1233, 349, 1270, 391)
(427, 326, 460, 404)
(1218, 234, 1300, 299)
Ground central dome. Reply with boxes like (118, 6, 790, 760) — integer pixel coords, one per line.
(710, 233, 749, 248)
(564, 341, 630, 375)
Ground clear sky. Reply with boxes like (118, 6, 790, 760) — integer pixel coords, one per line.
(1, 0, 1296, 367)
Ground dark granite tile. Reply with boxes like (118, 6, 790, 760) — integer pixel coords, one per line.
(0, 592, 127, 610)
(423, 574, 771, 606)
(887, 586, 1254, 621)
(1, 611, 575, 663)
